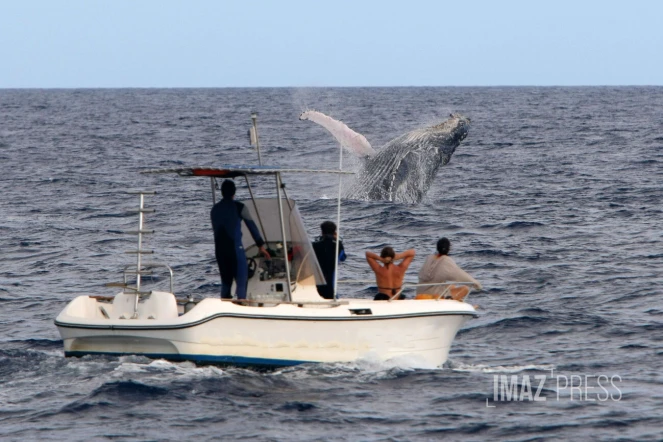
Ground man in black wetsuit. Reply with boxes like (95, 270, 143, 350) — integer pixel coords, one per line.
(210, 179, 270, 299)
(312, 221, 346, 299)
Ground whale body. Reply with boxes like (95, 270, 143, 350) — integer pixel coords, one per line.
(300, 111, 470, 204)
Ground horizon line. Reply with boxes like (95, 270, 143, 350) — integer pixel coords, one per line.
(1, 84, 662, 90)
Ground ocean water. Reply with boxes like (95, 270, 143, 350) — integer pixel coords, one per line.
(1, 87, 662, 441)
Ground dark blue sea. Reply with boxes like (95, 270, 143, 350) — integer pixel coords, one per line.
(1, 87, 662, 441)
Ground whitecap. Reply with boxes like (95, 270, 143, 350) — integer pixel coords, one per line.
(448, 360, 555, 373)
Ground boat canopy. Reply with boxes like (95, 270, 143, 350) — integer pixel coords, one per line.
(142, 165, 353, 177)
(240, 198, 325, 286)
(142, 165, 346, 289)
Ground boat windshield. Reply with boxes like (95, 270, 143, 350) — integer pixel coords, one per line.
(240, 198, 325, 285)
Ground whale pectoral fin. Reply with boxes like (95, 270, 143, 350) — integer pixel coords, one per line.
(300, 110, 376, 157)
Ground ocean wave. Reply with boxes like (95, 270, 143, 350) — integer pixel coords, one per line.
(89, 380, 171, 400)
(58, 400, 116, 415)
(447, 360, 554, 373)
(468, 314, 550, 331)
(278, 401, 318, 412)
(0, 346, 62, 377)
(504, 221, 545, 229)
(417, 422, 496, 436)
(112, 358, 226, 379)
(464, 249, 517, 258)
(6, 338, 63, 350)
(274, 355, 434, 380)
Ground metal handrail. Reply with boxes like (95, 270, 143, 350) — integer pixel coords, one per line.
(337, 280, 477, 288)
(220, 298, 349, 307)
(122, 263, 174, 294)
(335, 280, 478, 302)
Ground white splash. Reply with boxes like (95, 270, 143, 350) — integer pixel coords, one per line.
(448, 360, 555, 373)
(112, 358, 226, 378)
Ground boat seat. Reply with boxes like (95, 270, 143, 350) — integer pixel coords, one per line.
(111, 292, 178, 320)
(139, 291, 179, 319)
(111, 293, 136, 319)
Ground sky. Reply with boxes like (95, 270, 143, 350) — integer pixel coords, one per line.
(1, 0, 662, 88)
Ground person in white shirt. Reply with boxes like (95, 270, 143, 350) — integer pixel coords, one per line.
(417, 237, 482, 301)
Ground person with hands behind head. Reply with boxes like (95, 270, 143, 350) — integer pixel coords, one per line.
(366, 246, 415, 300)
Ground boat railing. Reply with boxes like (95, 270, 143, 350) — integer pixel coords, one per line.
(399, 281, 476, 301)
(122, 263, 174, 295)
(218, 299, 349, 308)
(337, 280, 477, 301)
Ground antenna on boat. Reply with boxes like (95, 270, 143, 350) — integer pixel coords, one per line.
(249, 112, 263, 166)
(275, 172, 293, 301)
(333, 137, 343, 301)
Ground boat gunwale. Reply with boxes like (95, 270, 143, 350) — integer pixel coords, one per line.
(54, 309, 478, 331)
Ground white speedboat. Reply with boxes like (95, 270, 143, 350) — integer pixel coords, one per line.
(55, 166, 478, 368)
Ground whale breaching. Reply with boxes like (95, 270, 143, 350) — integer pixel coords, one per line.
(300, 111, 470, 204)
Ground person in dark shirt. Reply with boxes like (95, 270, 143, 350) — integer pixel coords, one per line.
(210, 179, 270, 299)
(312, 221, 346, 299)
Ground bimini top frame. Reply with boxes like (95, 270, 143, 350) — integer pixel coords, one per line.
(143, 166, 353, 177)
(143, 165, 352, 301)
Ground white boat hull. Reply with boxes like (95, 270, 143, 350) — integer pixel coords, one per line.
(55, 292, 476, 367)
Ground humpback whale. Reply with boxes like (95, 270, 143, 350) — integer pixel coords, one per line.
(300, 111, 470, 203)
